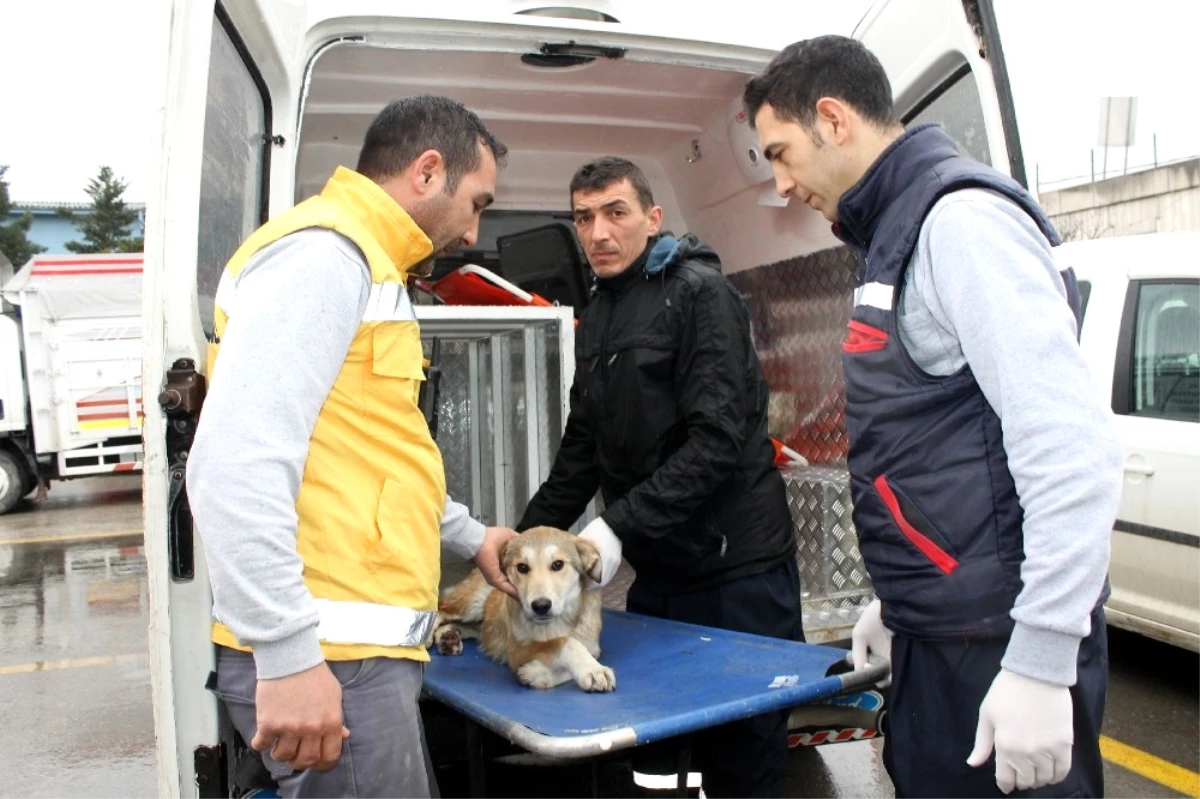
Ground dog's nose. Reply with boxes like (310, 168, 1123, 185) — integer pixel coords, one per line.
(531, 598, 552, 616)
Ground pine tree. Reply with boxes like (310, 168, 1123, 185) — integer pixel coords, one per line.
(0, 166, 46, 267)
(58, 166, 144, 254)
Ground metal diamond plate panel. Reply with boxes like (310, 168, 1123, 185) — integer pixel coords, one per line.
(782, 464, 874, 643)
(431, 338, 484, 590)
(435, 340, 473, 505)
(425, 322, 569, 592)
(728, 246, 859, 467)
(538, 327, 563, 488)
(504, 331, 527, 524)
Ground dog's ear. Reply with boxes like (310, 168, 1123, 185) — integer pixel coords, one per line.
(500, 536, 521, 575)
(574, 537, 603, 584)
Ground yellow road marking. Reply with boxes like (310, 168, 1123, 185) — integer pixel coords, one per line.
(0, 529, 143, 547)
(1102, 735, 1200, 798)
(0, 652, 147, 676)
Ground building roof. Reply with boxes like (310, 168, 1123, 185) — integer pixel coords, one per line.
(8, 200, 147, 213)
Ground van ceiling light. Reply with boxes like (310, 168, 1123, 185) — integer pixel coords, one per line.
(521, 40, 626, 69)
(521, 53, 596, 68)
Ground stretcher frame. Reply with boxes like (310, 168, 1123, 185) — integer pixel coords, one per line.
(422, 609, 889, 797)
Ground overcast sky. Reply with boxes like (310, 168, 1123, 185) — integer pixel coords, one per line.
(1, 0, 1197, 203)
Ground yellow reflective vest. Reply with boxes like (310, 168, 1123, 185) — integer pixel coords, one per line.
(209, 166, 445, 663)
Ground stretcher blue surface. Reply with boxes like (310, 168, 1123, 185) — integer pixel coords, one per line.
(422, 609, 886, 759)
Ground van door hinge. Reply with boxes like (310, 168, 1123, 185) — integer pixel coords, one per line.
(159, 358, 206, 417)
(194, 743, 228, 798)
(159, 359, 206, 581)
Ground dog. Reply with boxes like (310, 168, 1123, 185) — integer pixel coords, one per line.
(431, 526, 616, 692)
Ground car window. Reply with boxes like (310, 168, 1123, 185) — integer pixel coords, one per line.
(1127, 281, 1200, 423)
(196, 11, 270, 339)
(905, 69, 991, 166)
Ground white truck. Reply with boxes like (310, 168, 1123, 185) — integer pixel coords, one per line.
(0, 252, 144, 513)
(141, 0, 1046, 794)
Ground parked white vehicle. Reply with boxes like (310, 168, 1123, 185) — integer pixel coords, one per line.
(0, 253, 144, 513)
(144, 0, 1041, 793)
(1058, 231, 1200, 652)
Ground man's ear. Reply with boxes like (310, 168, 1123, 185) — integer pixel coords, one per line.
(410, 149, 446, 197)
(574, 537, 603, 584)
(646, 204, 664, 236)
(814, 96, 851, 145)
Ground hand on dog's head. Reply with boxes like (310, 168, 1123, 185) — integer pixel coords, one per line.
(500, 527, 604, 588)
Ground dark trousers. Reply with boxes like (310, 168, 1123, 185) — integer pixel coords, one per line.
(212, 647, 439, 798)
(625, 557, 805, 798)
(883, 607, 1108, 798)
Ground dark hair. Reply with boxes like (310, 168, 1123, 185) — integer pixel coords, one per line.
(568, 157, 655, 210)
(743, 35, 898, 132)
(356, 95, 508, 191)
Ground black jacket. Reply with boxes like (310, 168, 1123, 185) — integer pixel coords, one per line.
(517, 233, 795, 592)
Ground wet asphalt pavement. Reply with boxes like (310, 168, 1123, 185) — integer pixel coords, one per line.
(0, 478, 1195, 798)
(0, 476, 153, 798)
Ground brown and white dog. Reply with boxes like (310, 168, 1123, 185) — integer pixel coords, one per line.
(431, 526, 616, 692)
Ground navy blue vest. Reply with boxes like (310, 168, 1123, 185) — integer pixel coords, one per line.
(835, 124, 1079, 640)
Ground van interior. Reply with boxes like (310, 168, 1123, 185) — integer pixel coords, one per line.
(292, 41, 863, 466)
(166, 8, 1030, 794)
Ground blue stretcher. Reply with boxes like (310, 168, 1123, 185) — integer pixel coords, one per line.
(422, 609, 888, 794)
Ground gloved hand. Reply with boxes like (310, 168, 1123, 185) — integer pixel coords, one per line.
(967, 668, 1074, 793)
(851, 598, 892, 680)
(579, 516, 622, 587)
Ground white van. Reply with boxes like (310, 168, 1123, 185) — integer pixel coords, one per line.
(143, 0, 1041, 794)
(1058, 232, 1200, 652)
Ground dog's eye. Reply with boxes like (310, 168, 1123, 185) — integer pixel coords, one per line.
(516, 563, 530, 574)
(551, 560, 565, 571)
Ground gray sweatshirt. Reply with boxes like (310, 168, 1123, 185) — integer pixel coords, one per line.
(899, 188, 1123, 686)
(186, 229, 485, 680)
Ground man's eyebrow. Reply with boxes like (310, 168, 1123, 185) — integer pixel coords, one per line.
(574, 199, 629, 215)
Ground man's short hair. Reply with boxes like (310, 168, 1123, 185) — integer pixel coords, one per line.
(569, 157, 655, 210)
(356, 95, 508, 192)
(743, 35, 899, 132)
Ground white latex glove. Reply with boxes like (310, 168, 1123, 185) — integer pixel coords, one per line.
(851, 598, 892, 681)
(967, 668, 1074, 793)
(579, 517, 622, 587)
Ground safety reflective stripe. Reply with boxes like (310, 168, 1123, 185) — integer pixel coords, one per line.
(214, 269, 238, 318)
(214, 269, 415, 324)
(362, 280, 417, 322)
(313, 598, 436, 647)
(854, 281, 893, 311)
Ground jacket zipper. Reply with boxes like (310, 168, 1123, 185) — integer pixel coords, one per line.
(599, 293, 613, 386)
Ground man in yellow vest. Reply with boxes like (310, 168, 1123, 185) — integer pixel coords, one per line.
(187, 95, 515, 798)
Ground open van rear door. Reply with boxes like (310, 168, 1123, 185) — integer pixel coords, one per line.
(141, 0, 1028, 796)
(856, 0, 1027, 183)
(143, 1, 305, 795)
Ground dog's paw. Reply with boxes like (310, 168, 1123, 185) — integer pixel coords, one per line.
(517, 660, 557, 690)
(577, 665, 616, 692)
(433, 625, 463, 656)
